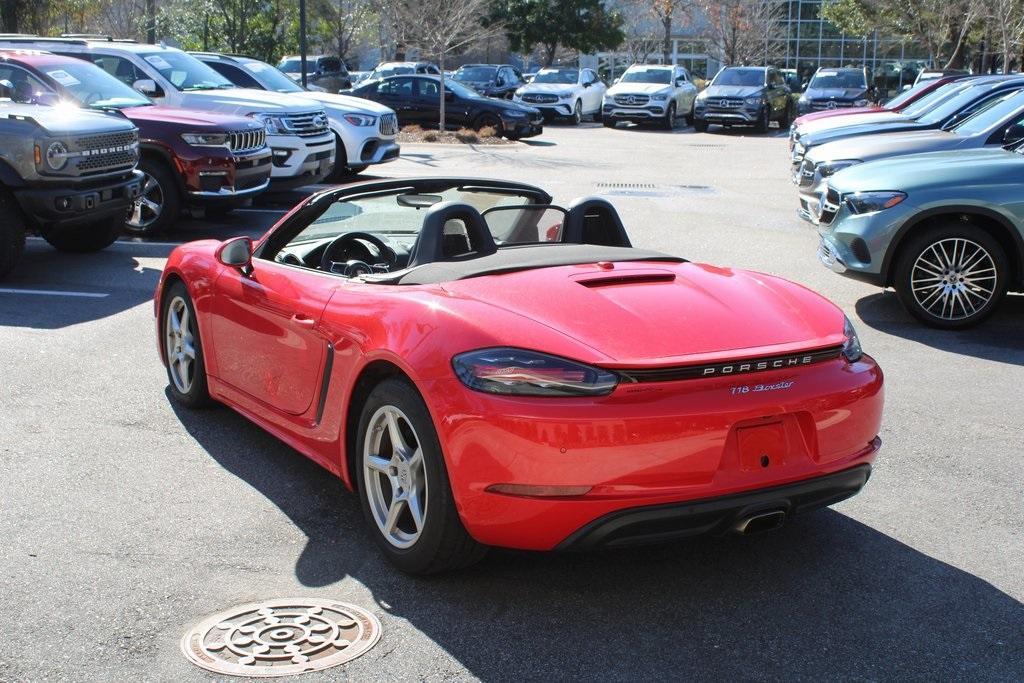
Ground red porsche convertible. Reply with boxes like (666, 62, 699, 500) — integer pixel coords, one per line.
(156, 177, 884, 573)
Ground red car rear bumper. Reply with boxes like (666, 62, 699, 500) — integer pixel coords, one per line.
(421, 354, 883, 551)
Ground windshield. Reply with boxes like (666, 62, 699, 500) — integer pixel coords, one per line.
(455, 67, 496, 82)
(901, 80, 973, 117)
(243, 60, 304, 93)
(279, 188, 534, 248)
(950, 90, 1024, 136)
(884, 80, 934, 109)
(371, 65, 414, 79)
(41, 60, 151, 109)
(621, 68, 671, 84)
(533, 69, 578, 84)
(917, 83, 1008, 125)
(141, 51, 234, 91)
(713, 68, 764, 87)
(442, 78, 480, 99)
(278, 58, 305, 72)
(808, 69, 865, 90)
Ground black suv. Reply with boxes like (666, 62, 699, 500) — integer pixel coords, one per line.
(452, 64, 525, 99)
(796, 67, 871, 115)
(693, 66, 792, 133)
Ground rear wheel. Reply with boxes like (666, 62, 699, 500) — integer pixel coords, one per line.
(356, 377, 486, 574)
(42, 216, 121, 253)
(0, 190, 26, 280)
(125, 157, 180, 236)
(161, 281, 212, 407)
(893, 223, 1009, 329)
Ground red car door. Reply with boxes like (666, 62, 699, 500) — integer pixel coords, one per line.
(210, 261, 336, 416)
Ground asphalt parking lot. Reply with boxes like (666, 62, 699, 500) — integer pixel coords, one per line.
(1, 122, 1022, 682)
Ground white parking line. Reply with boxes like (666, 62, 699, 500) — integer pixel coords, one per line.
(0, 287, 109, 298)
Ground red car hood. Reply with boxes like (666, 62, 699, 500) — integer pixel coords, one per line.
(442, 262, 846, 367)
(793, 105, 883, 127)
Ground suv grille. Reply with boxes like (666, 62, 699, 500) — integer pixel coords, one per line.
(282, 111, 330, 137)
(614, 94, 650, 106)
(71, 130, 139, 176)
(708, 98, 744, 110)
(798, 158, 815, 188)
(811, 100, 855, 111)
(379, 113, 398, 136)
(522, 93, 558, 104)
(817, 187, 842, 225)
(229, 129, 266, 153)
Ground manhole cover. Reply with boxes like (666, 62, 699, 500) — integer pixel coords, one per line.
(181, 598, 381, 677)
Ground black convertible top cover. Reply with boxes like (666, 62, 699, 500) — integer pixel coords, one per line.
(365, 244, 686, 285)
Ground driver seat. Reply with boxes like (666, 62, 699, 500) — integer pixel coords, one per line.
(407, 202, 497, 268)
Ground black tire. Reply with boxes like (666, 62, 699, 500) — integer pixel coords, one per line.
(685, 102, 694, 126)
(893, 222, 1009, 329)
(592, 107, 602, 122)
(161, 280, 213, 408)
(570, 100, 582, 125)
(603, 118, 617, 128)
(125, 157, 181, 236)
(324, 135, 351, 183)
(0, 190, 26, 280)
(693, 118, 708, 132)
(662, 102, 676, 130)
(42, 216, 122, 253)
(754, 106, 770, 133)
(355, 377, 486, 574)
(473, 112, 504, 135)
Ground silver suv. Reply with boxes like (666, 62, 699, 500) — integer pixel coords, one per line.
(0, 97, 142, 279)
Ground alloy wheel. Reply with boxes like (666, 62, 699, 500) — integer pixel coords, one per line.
(911, 237, 997, 321)
(165, 295, 196, 393)
(573, 100, 582, 124)
(128, 172, 164, 230)
(363, 405, 428, 549)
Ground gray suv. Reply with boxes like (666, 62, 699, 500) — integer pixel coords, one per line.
(0, 97, 142, 279)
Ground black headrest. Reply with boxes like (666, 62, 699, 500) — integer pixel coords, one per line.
(407, 201, 497, 268)
(561, 196, 632, 248)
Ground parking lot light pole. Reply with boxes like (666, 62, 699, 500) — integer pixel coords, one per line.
(299, 0, 308, 88)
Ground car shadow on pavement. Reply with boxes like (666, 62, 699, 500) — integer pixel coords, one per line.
(0, 241, 162, 330)
(856, 291, 1024, 366)
(169, 393, 1024, 680)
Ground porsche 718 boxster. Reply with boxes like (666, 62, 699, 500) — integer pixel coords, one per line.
(156, 177, 884, 574)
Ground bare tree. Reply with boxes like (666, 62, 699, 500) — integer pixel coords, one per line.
(315, 0, 372, 64)
(989, 0, 1024, 73)
(650, 0, 693, 63)
(701, 0, 785, 66)
(396, 0, 503, 130)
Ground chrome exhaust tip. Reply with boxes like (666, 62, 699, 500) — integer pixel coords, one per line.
(733, 510, 786, 535)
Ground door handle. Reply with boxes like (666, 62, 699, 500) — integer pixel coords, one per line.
(291, 314, 316, 328)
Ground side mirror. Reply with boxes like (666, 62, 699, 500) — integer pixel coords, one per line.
(133, 78, 159, 96)
(1004, 123, 1024, 146)
(583, 81, 592, 88)
(216, 236, 253, 270)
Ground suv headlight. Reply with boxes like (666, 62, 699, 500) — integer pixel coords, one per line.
(452, 348, 619, 397)
(181, 132, 229, 148)
(745, 96, 762, 106)
(556, 90, 573, 99)
(818, 159, 862, 178)
(255, 114, 285, 134)
(842, 316, 863, 363)
(514, 88, 525, 97)
(843, 190, 906, 215)
(651, 92, 669, 101)
(44, 141, 69, 170)
(342, 113, 376, 126)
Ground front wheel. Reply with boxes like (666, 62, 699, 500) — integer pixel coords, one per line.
(603, 118, 617, 128)
(42, 216, 121, 253)
(125, 158, 180, 236)
(754, 106, 770, 133)
(356, 378, 486, 574)
(473, 112, 503, 135)
(161, 281, 213, 407)
(662, 102, 676, 130)
(893, 223, 1009, 329)
(570, 100, 582, 125)
(0, 191, 26, 280)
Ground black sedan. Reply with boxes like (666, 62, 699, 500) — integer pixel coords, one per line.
(351, 76, 543, 140)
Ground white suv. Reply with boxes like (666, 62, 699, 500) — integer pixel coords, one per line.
(512, 67, 606, 125)
(193, 53, 399, 180)
(603, 64, 698, 129)
(0, 37, 335, 190)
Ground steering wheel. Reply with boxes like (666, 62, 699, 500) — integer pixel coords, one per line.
(320, 232, 398, 277)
